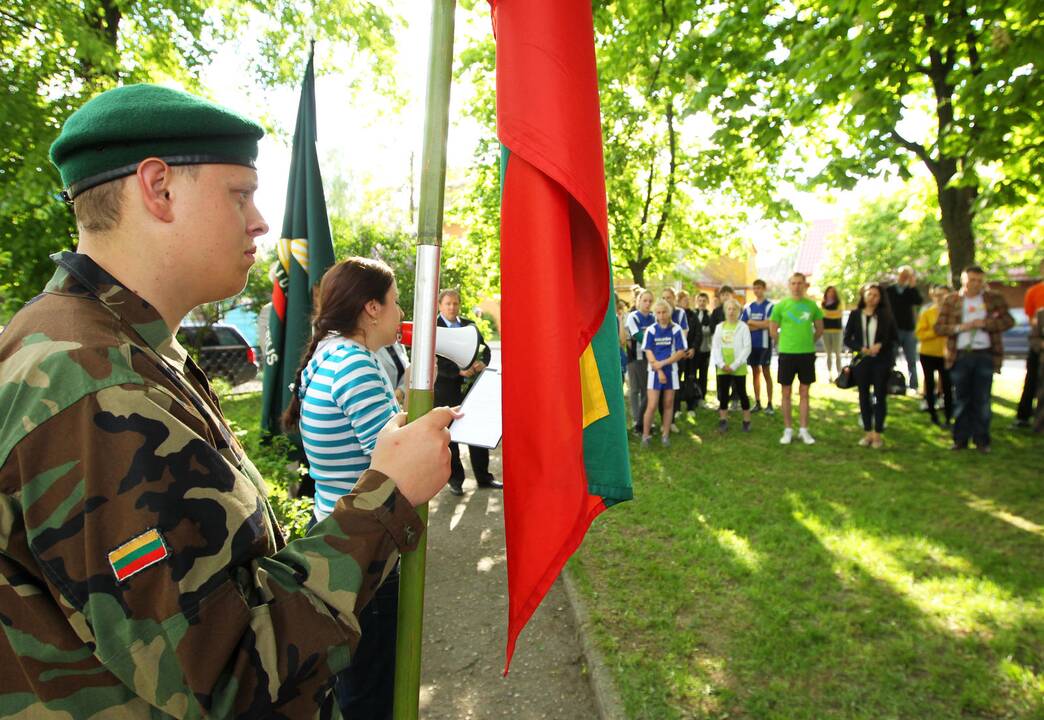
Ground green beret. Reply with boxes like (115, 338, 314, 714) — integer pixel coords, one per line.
(50, 84, 265, 199)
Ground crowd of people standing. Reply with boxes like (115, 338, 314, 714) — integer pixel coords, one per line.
(619, 263, 1042, 452)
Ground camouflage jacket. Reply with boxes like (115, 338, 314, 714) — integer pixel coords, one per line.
(0, 252, 423, 718)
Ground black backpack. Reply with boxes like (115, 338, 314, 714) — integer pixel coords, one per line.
(887, 369, 907, 395)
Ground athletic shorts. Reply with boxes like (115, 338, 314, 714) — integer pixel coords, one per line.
(648, 364, 680, 390)
(777, 353, 816, 386)
(747, 347, 773, 367)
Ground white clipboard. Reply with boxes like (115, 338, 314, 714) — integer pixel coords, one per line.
(448, 368, 502, 449)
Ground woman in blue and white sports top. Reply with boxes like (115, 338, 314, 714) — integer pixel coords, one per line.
(281, 256, 403, 717)
(640, 299, 688, 447)
(283, 258, 404, 519)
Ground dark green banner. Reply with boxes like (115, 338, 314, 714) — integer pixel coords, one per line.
(260, 48, 335, 436)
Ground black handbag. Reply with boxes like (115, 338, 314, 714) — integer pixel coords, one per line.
(887, 369, 908, 395)
(835, 355, 862, 389)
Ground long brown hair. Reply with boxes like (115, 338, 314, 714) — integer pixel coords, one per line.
(281, 257, 395, 431)
(857, 282, 895, 326)
(822, 285, 840, 309)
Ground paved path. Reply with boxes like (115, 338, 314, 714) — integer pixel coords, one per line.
(418, 448, 599, 719)
(240, 343, 605, 717)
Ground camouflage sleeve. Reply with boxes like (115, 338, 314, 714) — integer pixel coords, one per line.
(10, 381, 422, 717)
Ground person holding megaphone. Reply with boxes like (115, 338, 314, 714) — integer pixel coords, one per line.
(435, 288, 503, 496)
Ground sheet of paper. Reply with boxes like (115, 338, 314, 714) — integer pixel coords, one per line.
(449, 368, 502, 449)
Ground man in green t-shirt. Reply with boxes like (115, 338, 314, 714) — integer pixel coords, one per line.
(769, 272, 824, 445)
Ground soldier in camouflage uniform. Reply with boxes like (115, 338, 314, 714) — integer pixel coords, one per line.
(0, 84, 454, 717)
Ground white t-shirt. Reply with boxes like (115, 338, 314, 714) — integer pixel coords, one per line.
(958, 295, 990, 350)
(861, 313, 878, 348)
(376, 342, 410, 394)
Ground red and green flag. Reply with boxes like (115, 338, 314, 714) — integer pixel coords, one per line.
(490, 0, 633, 671)
(261, 48, 336, 435)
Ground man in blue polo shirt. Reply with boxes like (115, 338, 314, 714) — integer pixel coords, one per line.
(741, 279, 775, 415)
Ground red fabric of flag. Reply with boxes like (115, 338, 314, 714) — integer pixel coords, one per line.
(492, 0, 612, 671)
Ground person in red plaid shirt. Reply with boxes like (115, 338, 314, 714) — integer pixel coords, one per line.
(933, 265, 1015, 453)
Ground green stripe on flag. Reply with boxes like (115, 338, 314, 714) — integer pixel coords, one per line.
(582, 257, 633, 504)
(500, 145, 510, 196)
(112, 539, 164, 571)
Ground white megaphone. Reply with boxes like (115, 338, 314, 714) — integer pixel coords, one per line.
(399, 322, 479, 369)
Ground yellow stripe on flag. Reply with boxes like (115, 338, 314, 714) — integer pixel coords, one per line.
(276, 238, 291, 273)
(276, 238, 309, 274)
(580, 344, 609, 429)
(290, 238, 309, 273)
(109, 529, 162, 563)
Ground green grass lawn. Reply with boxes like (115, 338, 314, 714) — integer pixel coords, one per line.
(570, 374, 1042, 719)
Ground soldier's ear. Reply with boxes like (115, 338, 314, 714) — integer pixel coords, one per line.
(135, 158, 175, 223)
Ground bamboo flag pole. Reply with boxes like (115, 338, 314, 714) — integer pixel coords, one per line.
(394, 1, 457, 718)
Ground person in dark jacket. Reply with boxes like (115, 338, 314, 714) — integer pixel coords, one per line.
(692, 293, 713, 408)
(845, 283, 899, 448)
(435, 289, 499, 495)
(674, 290, 702, 418)
(885, 266, 923, 391)
(709, 285, 734, 337)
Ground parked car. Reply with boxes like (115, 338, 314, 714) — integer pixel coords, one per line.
(1003, 308, 1029, 357)
(177, 323, 259, 386)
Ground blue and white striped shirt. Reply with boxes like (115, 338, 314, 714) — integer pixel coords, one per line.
(298, 336, 399, 521)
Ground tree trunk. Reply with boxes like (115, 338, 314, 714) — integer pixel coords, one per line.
(628, 257, 651, 287)
(936, 180, 976, 288)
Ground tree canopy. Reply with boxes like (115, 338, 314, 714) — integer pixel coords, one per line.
(455, 1, 777, 288)
(5, 1, 1042, 318)
(683, 0, 1043, 285)
(0, 0, 399, 320)
(593, 0, 792, 286)
(820, 176, 1043, 302)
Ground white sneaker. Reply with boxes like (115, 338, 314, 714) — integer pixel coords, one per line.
(798, 428, 816, 445)
(780, 428, 793, 445)
(670, 423, 679, 433)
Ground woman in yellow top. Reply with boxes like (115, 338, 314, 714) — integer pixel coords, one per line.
(821, 286, 845, 380)
(915, 284, 953, 426)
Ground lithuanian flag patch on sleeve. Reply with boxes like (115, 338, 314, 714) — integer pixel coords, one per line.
(108, 528, 169, 582)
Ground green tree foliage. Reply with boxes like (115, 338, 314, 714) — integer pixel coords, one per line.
(683, 0, 1044, 286)
(332, 219, 417, 315)
(186, 252, 276, 350)
(456, 1, 777, 289)
(449, 31, 502, 309)
(0, 0, 399, 321)
(820, 177, 1043, 302)
(593, 0, 789, 286)
(596, 1, 722, 285)
(329, 217, 496, 337)
(820, 184, 951, 302)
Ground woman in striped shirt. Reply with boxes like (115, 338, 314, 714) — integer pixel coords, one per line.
(282, 256, 403, 717)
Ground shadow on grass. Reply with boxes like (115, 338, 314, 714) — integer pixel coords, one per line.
(574, 386, 1042, 720)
